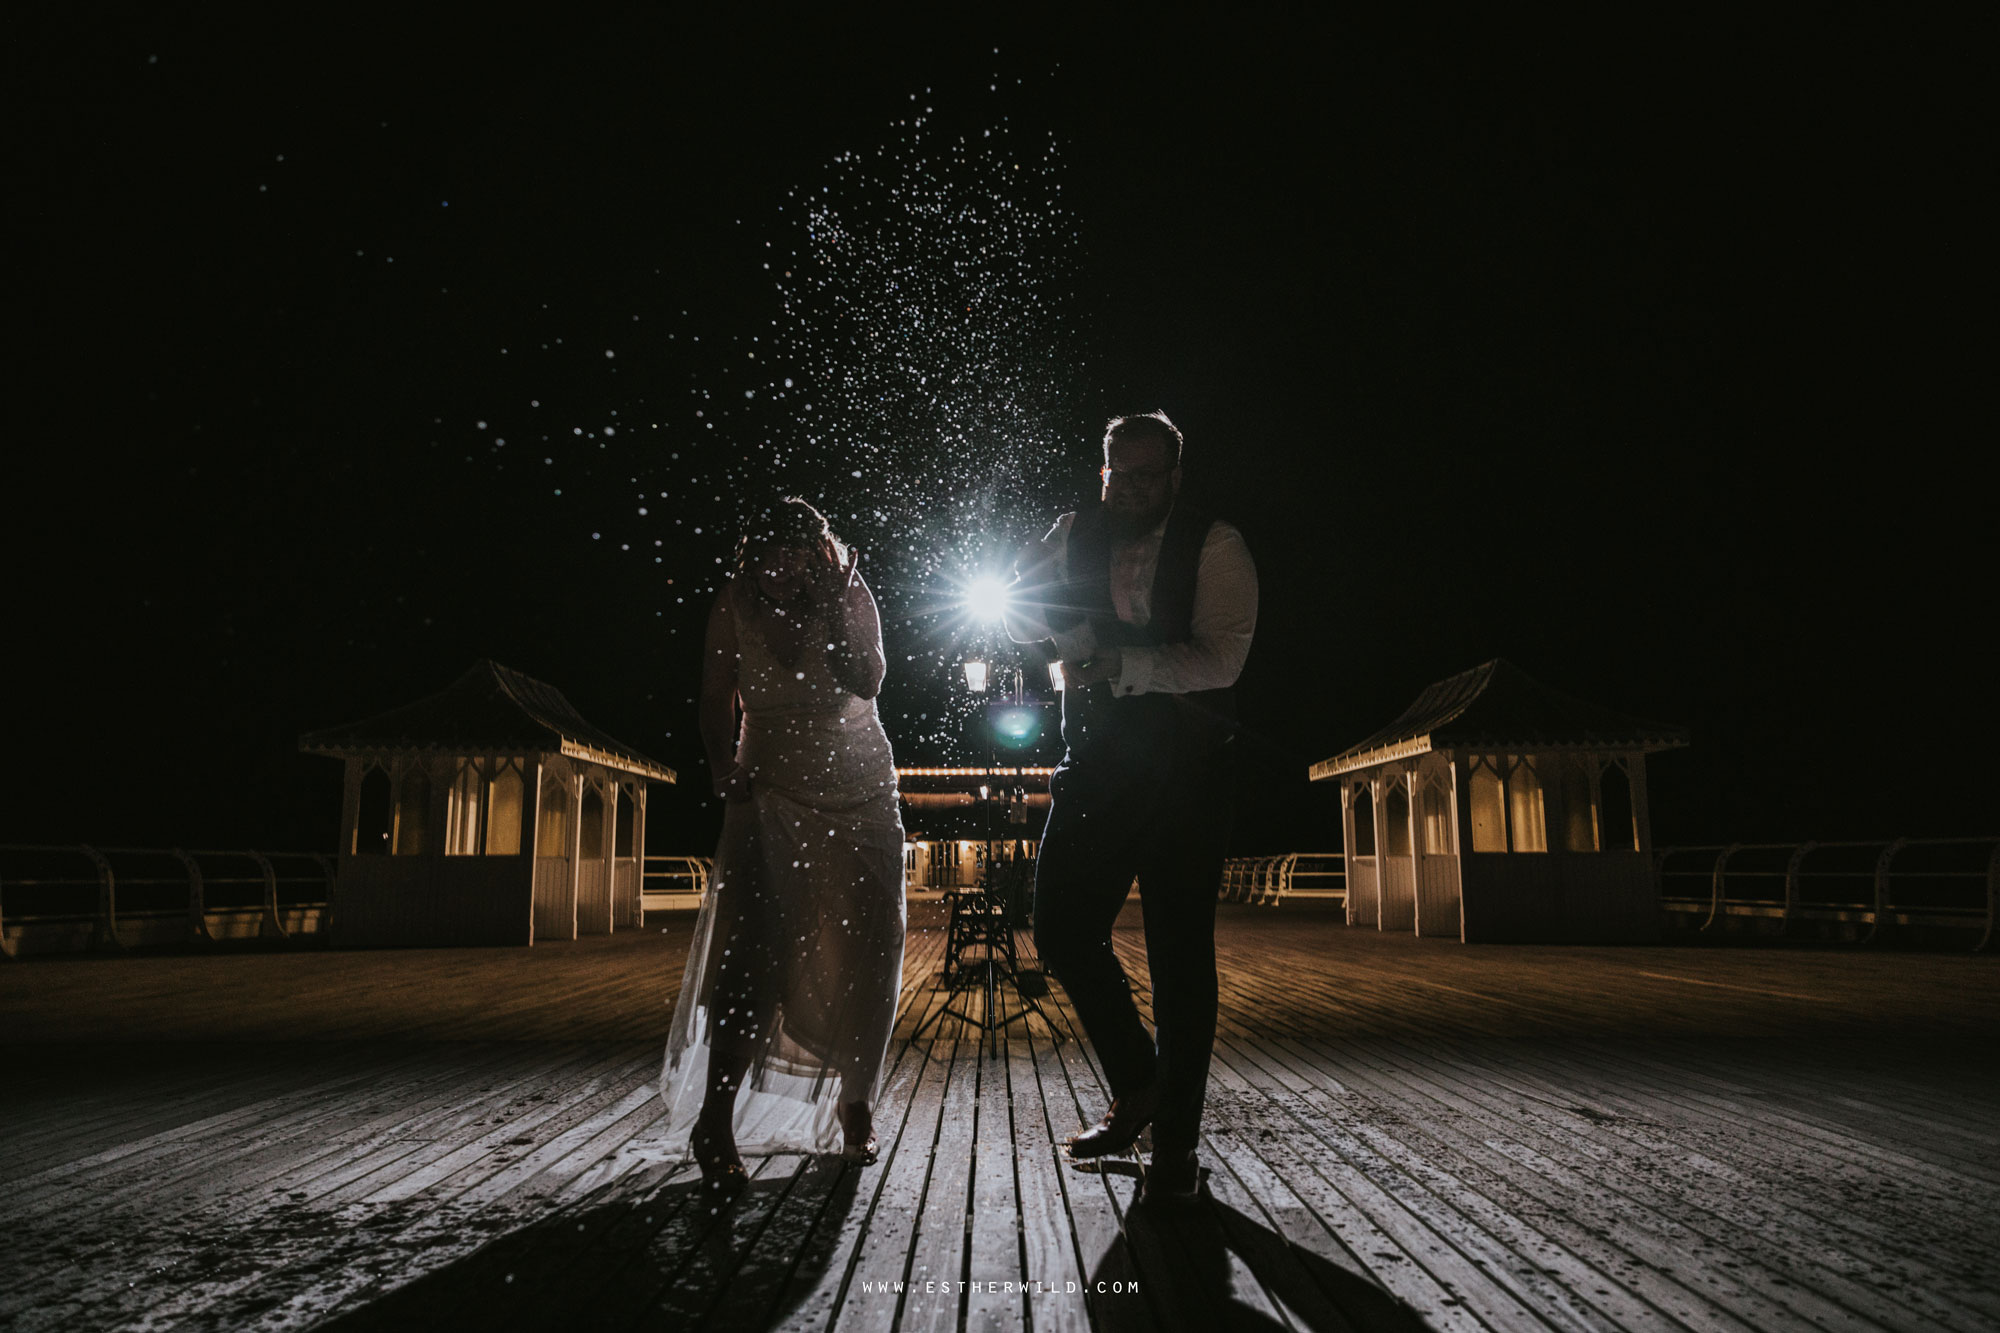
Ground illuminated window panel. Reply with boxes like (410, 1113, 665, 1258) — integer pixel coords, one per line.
(537, 783, 570, 855)
(1558, 758, 1597, 853)
(1421, 779, 1455, 855)
(1468, 761, 1506, 853)
(1350, 784, 1376, 856)
(394, 768, 431, 855)
(1384, 781, 1412, 857)
(484, 763, 523, 856)
(1508, 757, 1547, 853)
(447, 761, 484, 856)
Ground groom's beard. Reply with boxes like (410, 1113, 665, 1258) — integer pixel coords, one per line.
(1106, 496, 1173, 542)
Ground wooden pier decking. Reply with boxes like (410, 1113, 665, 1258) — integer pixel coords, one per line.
(2, 903, 1998, 1331)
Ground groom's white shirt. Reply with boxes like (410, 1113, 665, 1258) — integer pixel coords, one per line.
(1005, 505, 1258, 698)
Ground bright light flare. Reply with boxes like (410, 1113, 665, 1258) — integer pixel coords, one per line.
(964, 575, 1011, 623)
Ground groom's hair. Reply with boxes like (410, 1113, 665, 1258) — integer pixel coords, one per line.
(1103, 411, 1183, 467)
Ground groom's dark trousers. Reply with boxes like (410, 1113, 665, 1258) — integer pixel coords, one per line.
(1032, 736, 1236, 1151)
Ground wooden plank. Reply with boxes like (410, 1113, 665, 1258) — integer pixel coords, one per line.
(1199, 1041, 1547, 1333)
(1275, 1032, 1877, 1333)
(0, 1044, 555, 1317)
(828, 1037, 960, 1333)
(964, 1018, 1026, 1332)
(1197, 1118, 1428, 1333)
(1200, 956, 1856, 1328)
(1, 1043, 455, 1209)
(3, 909, 1999, 1333)
(1001, 1012, 1089, 1333)
(647, 1154, 812, 1327)
(884, 1032, 978, 1333)
(519, 1159, 776, 1329)
(359, 1049, 654, 1204)
(2, 1043, 530, 1271)
(1019, 983, 1158, 1332)
(1421, 1036, 2000, 1326)
(1237, 1030, 1694, 1330)
(1199, 1127, 1424, 1333)
(765, 977, 957, 1333)
(15, 1048, 646, 1331)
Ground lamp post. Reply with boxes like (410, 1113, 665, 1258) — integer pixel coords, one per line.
(910, 650, 1051, 1043)
(963, 655, 1041, 893)
(958, 656, 1011, 893)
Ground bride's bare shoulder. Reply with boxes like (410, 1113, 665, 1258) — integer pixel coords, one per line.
(706, 581, 750, 636)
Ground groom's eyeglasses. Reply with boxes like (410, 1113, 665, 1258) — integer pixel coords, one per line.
(1101, 464, 1173, 486)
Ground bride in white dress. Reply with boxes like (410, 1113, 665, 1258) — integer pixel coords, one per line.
(660, 498, 907, 1190)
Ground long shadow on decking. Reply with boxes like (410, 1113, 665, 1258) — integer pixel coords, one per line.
(310, 1157, 864, 1331)
(302, 1165, 1427, 1333)
(1088, 1178, 1429, 1333)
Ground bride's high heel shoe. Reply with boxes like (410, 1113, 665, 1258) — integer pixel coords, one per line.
(691, 1116, 747, 1194)
(838, 1102, 879, 1165)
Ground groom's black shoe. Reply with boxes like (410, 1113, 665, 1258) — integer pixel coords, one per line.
(1136, 1147, 1202, 1206)
(1065, 1082, 1160, 1160)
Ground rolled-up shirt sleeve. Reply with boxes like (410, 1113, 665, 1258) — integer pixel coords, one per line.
(1003, 513, 1097, 662)
(1113, 521, 1257, 697)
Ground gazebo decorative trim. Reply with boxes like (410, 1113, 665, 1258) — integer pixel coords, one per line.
(301, 659, 675, 784)
(557, 739, 674, 783)
(1310, 658, 1688, 780)
(1309, 658, 1689, 945)
(299, 660, 672, 948)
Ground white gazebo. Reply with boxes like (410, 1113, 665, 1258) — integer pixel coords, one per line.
(301, 660, 675, 947)
(1310, 659, 1687, 943)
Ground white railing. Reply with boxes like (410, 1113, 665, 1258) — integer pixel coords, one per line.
(0, 845, 334, 956)
(1657, 836, 1999, 950)
(640, 855, 714, 918)
(1220, 852, 1345, 906)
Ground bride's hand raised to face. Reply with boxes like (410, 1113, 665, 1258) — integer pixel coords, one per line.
(808, 543, 859, 606)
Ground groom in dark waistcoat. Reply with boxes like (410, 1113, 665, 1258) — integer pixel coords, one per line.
(1004, 411, 1258, 1205)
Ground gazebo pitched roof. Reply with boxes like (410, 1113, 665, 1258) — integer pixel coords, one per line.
(300, 660, 675, 783)
(1310, 659, 1687, 780)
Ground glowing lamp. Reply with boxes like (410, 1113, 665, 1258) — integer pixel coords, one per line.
(962, 659, 989, 692)
(965, 575, 1011, 623)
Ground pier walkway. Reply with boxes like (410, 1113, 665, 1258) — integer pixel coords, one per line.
(2, 905, 1997, 1331)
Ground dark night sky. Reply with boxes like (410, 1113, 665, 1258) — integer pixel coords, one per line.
(7, 9, 1990, 856)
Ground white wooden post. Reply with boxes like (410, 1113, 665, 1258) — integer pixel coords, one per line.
(633, 785, 649, 927)
(604, 780, 621, 934)
(426, 757, 449, 858)
(1456, 752, 1472, 940)
(1407, 768, 1425, 936)
(1453, 754, 1478, 942)
(1629, 751, 1654, 854)
(1339, 783, 1356, 927)
(566, 777, 584, 940)
(1371, 774, 1388, 931)
(523, 757, 544, 945)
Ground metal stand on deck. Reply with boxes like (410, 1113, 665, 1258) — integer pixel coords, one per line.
(909, 860, 1051, 1044)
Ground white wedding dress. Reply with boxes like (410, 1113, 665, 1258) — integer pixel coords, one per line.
(659, 597, 907, 1156)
